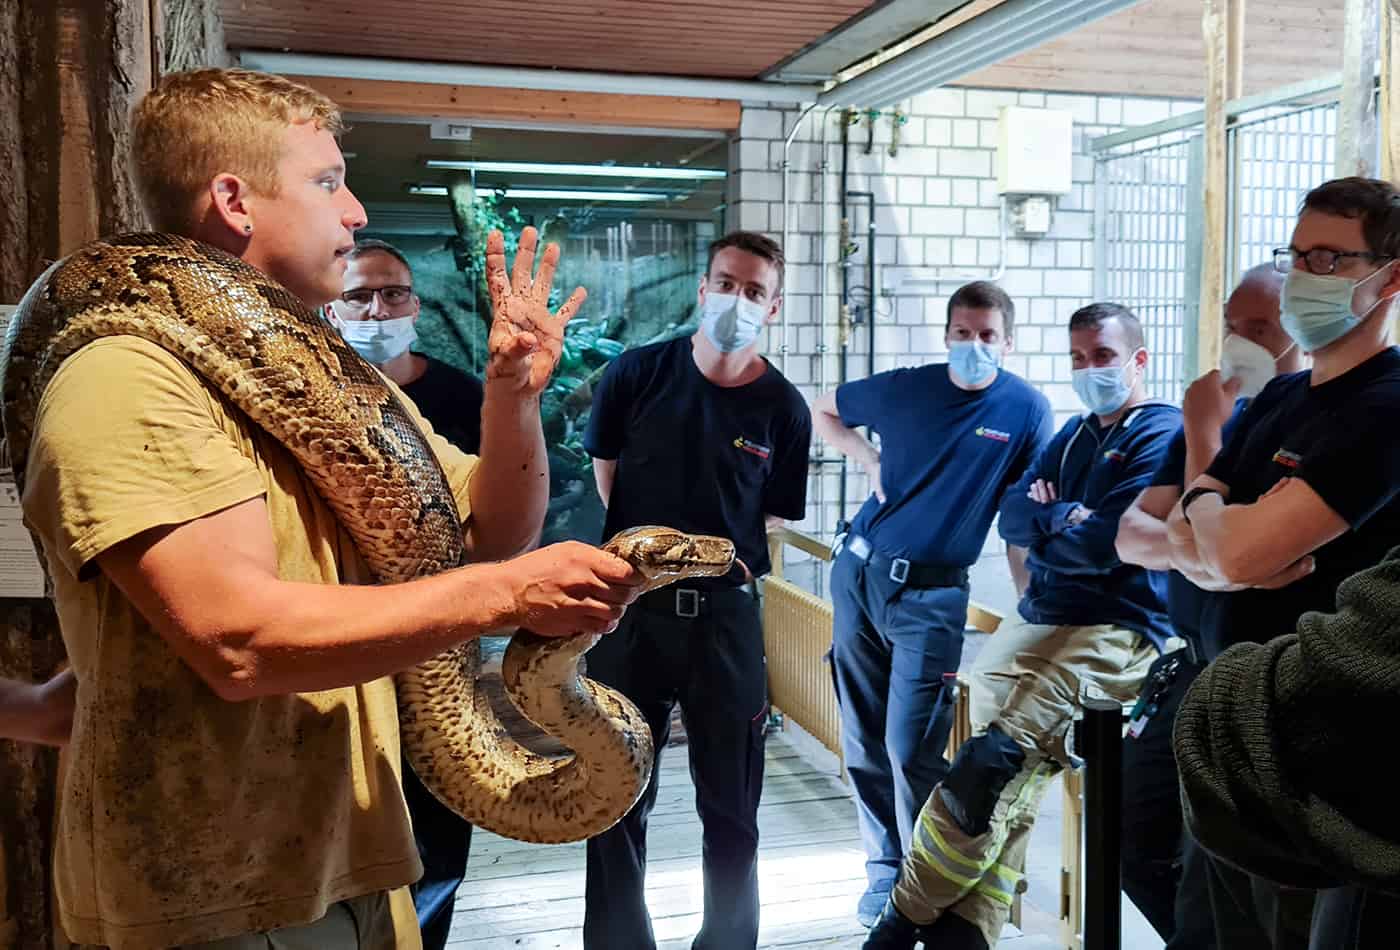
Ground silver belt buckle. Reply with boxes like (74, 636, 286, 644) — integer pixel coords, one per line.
(848, 535, 872, 561)
(889, 558, 910, 584)
(676, 589, 700, 618)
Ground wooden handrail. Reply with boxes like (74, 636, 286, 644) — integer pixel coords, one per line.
(768, 525, 835, 563)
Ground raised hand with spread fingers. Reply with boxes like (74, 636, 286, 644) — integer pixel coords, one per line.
(484, 226, 588, 396)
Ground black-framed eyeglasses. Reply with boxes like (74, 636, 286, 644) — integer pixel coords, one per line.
(339, 285, 413, 310)
(1272, 246, 1387, 276)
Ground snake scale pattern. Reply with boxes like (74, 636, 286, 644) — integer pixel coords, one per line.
(0, 232, 735, 843)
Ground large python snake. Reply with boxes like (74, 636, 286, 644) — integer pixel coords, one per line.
(0, 232, 736, 843)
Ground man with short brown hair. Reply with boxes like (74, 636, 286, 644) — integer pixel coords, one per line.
(812, 281, 1052, 927)
(15, 67, 641, 949)
(582, 230, 811, 950)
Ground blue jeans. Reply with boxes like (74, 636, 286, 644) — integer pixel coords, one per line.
(402, 757, 472, 950)
(829, 547, 969, 890)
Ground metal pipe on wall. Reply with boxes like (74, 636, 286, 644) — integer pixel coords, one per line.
(837, 111, 852, 523)
(814, 105, 838, 576)
(834, 110, 879, 530)
(779, 102, 819, 376)
(846, 190, 877, 385)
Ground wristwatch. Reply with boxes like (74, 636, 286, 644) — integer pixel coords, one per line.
(1179, 486, 1222, 525)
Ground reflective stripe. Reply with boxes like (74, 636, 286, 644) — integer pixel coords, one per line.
(909, 797, 1012, 894)
(906, 757, 1051, 901)
(918, 807, 1001, 874)
(972, 861, 1023, 907)
(909, 832, 982, 891)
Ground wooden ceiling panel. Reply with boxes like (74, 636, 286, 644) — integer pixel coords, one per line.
(222, 0, 879, 79)
(960, 0, 1345, 100)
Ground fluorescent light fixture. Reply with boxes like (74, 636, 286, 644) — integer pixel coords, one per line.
(408, 185, 676, 202)
(238, 51, 821, 104)
(424, 159, 725, 180)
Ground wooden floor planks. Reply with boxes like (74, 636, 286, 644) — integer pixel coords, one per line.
(446, 729, 1056, 949)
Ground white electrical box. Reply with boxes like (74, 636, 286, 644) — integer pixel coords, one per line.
(996, 106, 1073, 196)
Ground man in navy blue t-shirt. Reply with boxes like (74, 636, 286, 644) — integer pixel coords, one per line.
(581, 231, 812, 950)
(1171, 177, 1400, 948)
(1114, 264, 1301, 949)
(812, 280, 1052, 927)
(865, 303, 1178, 950)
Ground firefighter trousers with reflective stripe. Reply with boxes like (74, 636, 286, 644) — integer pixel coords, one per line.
(890, 620, 1156, 946)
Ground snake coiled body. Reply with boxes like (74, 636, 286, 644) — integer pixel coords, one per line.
(1, 233, 735, 843)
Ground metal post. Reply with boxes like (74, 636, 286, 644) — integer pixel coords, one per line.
(1081, 695, 1123, 950)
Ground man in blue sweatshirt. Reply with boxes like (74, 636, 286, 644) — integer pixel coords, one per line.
(864, 302, 1179, 949)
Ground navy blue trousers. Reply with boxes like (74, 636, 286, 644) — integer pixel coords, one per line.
(583, 587, 768, 950)
(1120, 646, 1216, 948)
(829, 548, 969, 891)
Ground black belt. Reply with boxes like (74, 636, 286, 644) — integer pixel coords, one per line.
(846, 535, 968, 589)
(636, 585, 753, 619)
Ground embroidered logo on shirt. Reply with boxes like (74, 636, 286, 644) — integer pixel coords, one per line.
(1272, 448, 1302, 470)
(1103, 448, 1127, 463)
(975, 426, 1012, 443)
(733, 437, 772, 460)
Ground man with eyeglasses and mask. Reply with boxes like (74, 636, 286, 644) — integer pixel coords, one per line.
(326, 238, 486, 950)
(1168, 177, 1400, 948)
(865, 302, 1179, 950)
(328, 239, 485, 456)
(811, 280, 1053, 930)
(581, 230, 811, 950)
(1113, 263, 1304, 950)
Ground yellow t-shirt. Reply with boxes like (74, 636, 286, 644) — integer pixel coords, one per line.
(21, 336, 477, 949)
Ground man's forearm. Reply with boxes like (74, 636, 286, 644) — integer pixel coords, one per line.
(1116, 505, 1174, 570)
(1184, 426, 1223, 487)
(0, 677, 67, 745)
(155, 561, 523, 702)
(814, 413, 878, 468)
(468, 383, 549, 559)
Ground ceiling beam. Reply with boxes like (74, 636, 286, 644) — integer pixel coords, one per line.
(240, 51, 820, 105)
(762, 0, 967, 82)
(819, 0, 1146, 108)
(288, 75, 742, 133)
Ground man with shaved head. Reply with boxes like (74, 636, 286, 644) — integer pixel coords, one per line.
(1113, 262, 1301, 948)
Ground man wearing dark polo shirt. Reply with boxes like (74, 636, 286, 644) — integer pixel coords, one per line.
(1114, 263, 1301, 948)
(812, 280, 1053, 927)
(1170, 177, 1400, 948)
(581, 230, 812, 950)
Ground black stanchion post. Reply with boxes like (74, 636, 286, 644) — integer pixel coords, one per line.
(1082, 695, 1124, 950)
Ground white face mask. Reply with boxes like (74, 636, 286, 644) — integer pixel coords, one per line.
(699, 292, 767, 353)
(336, 315, 417, 364)
(1219, 334, 1288, 398)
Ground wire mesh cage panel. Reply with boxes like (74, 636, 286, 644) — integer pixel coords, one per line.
(1095, 133, 1194, 403)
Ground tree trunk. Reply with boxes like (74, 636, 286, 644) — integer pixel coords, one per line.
(0, 2, 222, 945)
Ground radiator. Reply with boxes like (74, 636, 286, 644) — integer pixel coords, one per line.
(760, 576, 843, 761)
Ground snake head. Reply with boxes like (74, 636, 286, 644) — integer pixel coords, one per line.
(604, 526, 736, 588)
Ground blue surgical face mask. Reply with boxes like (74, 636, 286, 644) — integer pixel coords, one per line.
(700, 292, 768, 353)
(947, 340, 1002, 387)
(1281, 263, 1393, 352)
(1072, 350, 1141, 416)
(336, 315, 417, 364)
